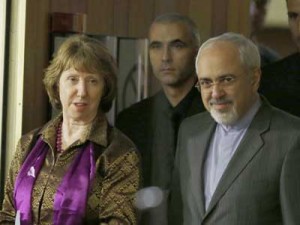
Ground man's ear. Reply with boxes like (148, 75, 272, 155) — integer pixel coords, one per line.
(252, 67, 261, 90)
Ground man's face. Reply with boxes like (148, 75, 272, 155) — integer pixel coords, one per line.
(148, 22, 198, 88)
(250, 1, 267, 35)
(287, 0, 300, 50)
(196, 41, 260, 125)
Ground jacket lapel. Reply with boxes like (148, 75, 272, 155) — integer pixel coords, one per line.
(189, 115, 216, 218)
(204, 98, 271, 218)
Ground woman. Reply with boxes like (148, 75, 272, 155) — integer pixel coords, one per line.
(0, 35, 141, 225)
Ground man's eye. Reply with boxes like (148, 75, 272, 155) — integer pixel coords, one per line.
(172, 42, 185, 49)
(288, 12, 299, 20)
(200, 80, 212, 87)
(223, 76, 234, 83)
(149, 43, 161, 49)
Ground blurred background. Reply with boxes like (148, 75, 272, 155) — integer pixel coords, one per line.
(0, 0, 295, 202)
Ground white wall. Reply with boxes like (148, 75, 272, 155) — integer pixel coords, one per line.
(0, 0, 7, 181)
(265, 1, 289, 27)
(5, 0, 26, 175)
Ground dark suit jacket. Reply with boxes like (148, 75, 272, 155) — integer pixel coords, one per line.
(116, 88, 205, 187)
(170, 97, 300, 225)
(259, 52, 300, 117)
(116, 88, 205, 225)
(257, 44, 280, 67)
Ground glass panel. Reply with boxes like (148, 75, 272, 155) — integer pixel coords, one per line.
(117, 38, 149, 115)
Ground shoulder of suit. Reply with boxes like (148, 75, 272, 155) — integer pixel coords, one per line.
(262, 52, 300, 75)
(106, 127, 139, 154)
(181, 111, 212, 128)
(20, 127, 42, 144)
(269, 105, 300, 127)
(116, 95, 157, 120)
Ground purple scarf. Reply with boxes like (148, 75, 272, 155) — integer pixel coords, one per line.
(14, 136, 96, 225)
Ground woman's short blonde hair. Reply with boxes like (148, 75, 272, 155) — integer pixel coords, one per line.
(43, 34, 117, 113)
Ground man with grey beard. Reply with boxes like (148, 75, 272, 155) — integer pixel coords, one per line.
(169, 32, 300, 225)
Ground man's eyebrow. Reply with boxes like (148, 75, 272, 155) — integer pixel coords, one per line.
(218, 73, 236, 78)
(198, 77, 212, 81)
(149, 39, 188, 48)
(198, 74, 236, 80)
(149, 40, 161, 46)
(170, 39, 186, 45)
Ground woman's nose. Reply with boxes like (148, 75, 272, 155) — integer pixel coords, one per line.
(77, 81, 87, 97)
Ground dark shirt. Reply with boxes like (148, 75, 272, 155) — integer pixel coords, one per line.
(116, 87, 205, 188)
(259, 52, 300, 117)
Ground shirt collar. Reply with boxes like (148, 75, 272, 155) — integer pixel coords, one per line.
(40, 112, 109, 149)
(157, 86, 200, 117)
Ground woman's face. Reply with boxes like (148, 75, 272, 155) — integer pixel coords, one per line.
(59, 67, 105, 124)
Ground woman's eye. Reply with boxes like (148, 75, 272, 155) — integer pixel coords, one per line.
(68, 76, 78, 82)
(90, 79, 98, 84)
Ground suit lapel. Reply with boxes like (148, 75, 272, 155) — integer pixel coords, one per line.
(189, 115, 216, 218)
(204, 99, 272, 218)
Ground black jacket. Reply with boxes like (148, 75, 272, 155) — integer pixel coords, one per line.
(116, 87, 205, 188)
(259, 52, 300, 117)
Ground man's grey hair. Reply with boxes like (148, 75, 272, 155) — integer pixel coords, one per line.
(152, 13, 201, 47)
(195, 32, 261, 73)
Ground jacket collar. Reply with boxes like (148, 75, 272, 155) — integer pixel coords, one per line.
(39, 112, 109, 151)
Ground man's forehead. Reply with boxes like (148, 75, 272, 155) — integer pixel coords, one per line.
(148, 22, 191, 42)
(196, 43, 243, 74)
(199, 41, 239, 57)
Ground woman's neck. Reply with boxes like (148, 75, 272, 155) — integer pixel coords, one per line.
(61, 119, 93, 150)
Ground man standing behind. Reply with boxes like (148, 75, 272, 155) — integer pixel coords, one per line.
(116, 13, 205, 224)
(259, 0, 300, 117)
(170, 32, 300, 225)
(249, 0, 281, 66)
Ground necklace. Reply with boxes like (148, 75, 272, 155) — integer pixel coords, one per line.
(56, 122, 63, 153)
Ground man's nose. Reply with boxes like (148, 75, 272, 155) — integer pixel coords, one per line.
(162, 46, 171, 62)
(211, 83, 225, 99)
